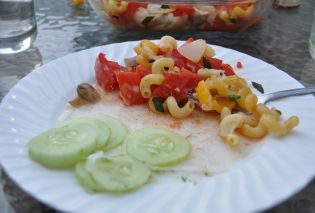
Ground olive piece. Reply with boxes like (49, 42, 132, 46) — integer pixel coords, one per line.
(69, 83, 101, 107)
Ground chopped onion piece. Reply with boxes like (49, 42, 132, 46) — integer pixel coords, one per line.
(124, 56, 137, 67)
(178, 39, 207, 62)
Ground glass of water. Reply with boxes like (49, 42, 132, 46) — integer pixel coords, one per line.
(309, 9, 315, 60)
(0, 0, 37, 54)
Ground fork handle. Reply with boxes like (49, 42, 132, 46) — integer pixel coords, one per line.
(266, 87, 315, 103)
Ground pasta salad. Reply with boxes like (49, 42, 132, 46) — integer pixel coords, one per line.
(95, 36, 299, 146)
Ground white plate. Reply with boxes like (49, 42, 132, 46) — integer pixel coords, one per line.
(1, 41, 315, 213)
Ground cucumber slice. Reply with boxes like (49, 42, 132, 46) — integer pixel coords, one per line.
(126, 128, 191, 166)
(75, 162, 99, 191)
(28, 123, 98, 168)
(85, 152, 151, 192)
(60, 117, 110, 149)
(89, 115, 128, 150)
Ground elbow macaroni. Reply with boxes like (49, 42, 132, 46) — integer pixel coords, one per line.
(205, 78, 229, 97)
(108, 0, 128, 15)
(240, 114, 299, 138)
(220, 107, 231, 120)
(219, 114, 244, 146)
(204, 46, 215, 58)
(152, 57, 175, 74)
(165, 96, 195, 119)
(135, 40, 160, 68)
(159, 36, 177, 53)
(140, 74, 164, 98)
(197, 68, 224, 79)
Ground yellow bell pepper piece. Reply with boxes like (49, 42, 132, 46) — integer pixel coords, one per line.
(213, 97, 236, 113)
(196, 80, 213, 111)
(196, 81, 210, 104)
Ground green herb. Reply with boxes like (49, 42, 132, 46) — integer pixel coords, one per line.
(181, 176, 187, 182)
(229, 94, 241, 101)
(152, 97, 164, 112)
(161, 5, 170, 9)
(204, 171, 210, 176)
(252, 82, 264, 94)
(141, 16, 154, 26)
(275, 109, 282, 115)
(187, 93, 200, 105)
(203, 57, 212, 69)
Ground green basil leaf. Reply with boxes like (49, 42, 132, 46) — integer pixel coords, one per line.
(252, 82, 264, 94)
(229, 94, 241, 101)
(275, 109, 282, 115)
(203, 57, 212, 69)
(141, 16, 154, 26)
(152, 97, 164, 112)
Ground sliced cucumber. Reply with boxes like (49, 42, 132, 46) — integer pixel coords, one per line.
(89, 115, 128, 150)
(28, 123, 98, 168)
(75, 161, 100, 191)
(60, 117, 110, 149)
(126, 128, 191, 166)
(84, 152, 151, 192)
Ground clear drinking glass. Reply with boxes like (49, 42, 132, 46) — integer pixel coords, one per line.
(309, 9, 315, 60)
(0, 0, 37, 54)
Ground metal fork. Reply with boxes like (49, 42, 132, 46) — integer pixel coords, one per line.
(258, 87, 315, 104)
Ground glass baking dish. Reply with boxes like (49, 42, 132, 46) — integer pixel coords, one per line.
(88, 0, 268, 31)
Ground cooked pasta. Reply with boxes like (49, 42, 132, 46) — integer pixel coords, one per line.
(237, 112, 258, 126)
(108, 0, 128, 15)
(197, 68, 224, 79)
(134, 40, 159, 55)
(140, 74, 165, 98)
(240, 119, 268, 139)
(219, 114, 244, 146)
(159, 36, 177, 53)
(165, 96, 195, 119)
(205, 78, 229, 97)
(204, 46, 215, 58)
(224, 75, 247, 91)
(136, 54, 152, 68)
(240, 114, 299, 138)
(220, 107, 231, 120)
(253, 104, 281, 120)
(135, 40, 160, 68)
(152, 57, 175, 75)
(234, 86, 257, 112)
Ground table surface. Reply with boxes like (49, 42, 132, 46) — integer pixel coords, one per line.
(1, 0, 315, 212)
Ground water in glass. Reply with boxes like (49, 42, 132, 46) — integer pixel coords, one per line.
(0, 0, 37, 54)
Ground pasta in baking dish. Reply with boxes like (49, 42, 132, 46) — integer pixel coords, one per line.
(94, 36, 299, 146)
